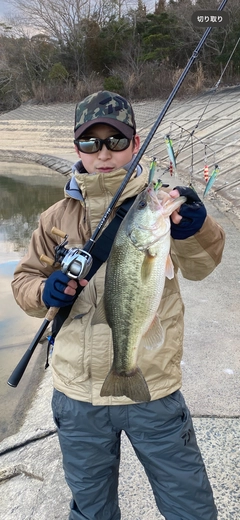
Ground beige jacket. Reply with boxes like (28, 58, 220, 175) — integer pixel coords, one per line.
(12, 161, 225, 405)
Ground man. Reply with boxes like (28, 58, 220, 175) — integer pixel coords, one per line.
(12, 90, 225, 519)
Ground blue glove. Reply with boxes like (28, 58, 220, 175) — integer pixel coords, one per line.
(171, 186, 207, 240)
(42, 270, 77, 308)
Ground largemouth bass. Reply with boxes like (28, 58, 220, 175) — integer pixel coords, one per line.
(92, 184, 186, 402)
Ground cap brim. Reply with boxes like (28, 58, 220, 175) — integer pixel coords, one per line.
(74, 117, 135, 140)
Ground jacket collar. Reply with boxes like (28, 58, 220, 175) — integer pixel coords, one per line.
(65, 156, 142, 202)
(64, 157, 149, 232)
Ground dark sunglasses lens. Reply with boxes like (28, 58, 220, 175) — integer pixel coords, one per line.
(78, 139, 99, 153)
(108, 137, 130, 151)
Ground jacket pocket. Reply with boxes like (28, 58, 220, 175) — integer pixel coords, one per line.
(165, 391, 189, 424)
(51, 389, 67, 428)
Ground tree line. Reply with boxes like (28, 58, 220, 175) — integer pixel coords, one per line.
(0, 0, 240, 112)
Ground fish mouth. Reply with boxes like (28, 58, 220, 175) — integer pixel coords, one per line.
(146, 184, 163, 205)
(145, 184, 173, 214)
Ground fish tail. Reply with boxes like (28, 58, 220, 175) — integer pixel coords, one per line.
(100, 367, 151, 402)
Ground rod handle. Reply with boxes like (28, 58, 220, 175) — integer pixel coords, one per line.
(45, 306, 59, 321)
(7, 307, 59, 387)
(7, 348, 39, 387)
(40, 227, 67, 263)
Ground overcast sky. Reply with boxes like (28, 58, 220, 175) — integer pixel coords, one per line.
(0, 0, 11, 19)
(0, 0, 157, 22)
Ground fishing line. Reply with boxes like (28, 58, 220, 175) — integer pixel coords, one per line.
(169, 120, 217, 178)
(171, 121, 216, 157)
(166, 35, 240, 162)
(176, 126, 184, 159)
(189, 134, 193, 186)
(204, 144, 209, 183)
(214, 35, 240, 89)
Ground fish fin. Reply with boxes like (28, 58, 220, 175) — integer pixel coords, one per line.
(140, 314, 164, 350)
(100, 366, 151, 402)
(141, 251, 156, 281)
(91, 297, 108, 325)
(165, 254, 174, 280)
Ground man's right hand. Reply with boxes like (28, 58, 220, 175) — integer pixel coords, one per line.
(42, 270, 87, 308)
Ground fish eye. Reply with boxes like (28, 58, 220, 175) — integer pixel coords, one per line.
(138, 200, 147, 209)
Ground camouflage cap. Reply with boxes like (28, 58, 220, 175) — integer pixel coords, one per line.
(74, 91, 136, 140)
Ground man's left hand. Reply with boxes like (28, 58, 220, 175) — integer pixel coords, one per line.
(170, 186, 207, 240)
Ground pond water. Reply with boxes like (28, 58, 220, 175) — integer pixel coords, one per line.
(0, 162, 67, 441)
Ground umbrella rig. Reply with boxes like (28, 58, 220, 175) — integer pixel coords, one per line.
(148, 36, 240, 199)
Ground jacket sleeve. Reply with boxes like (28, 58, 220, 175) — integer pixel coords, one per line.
(11, 213, 61, 318)
(170, 215, 225, 281)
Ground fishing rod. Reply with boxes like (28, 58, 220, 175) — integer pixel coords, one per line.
(7, 0, 229, 388)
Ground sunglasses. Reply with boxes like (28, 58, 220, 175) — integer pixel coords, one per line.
(74, 135, 131, 154)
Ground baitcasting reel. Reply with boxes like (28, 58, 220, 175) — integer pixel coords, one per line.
(61, 248, 92, 279)
(40, 227, 93, 280)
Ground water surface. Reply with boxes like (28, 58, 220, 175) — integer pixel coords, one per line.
(0, 162, 67, 441)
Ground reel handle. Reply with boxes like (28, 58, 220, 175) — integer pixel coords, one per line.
(40, 227, 68, 265)
(51, 226, 66, 238)
(40, 254, 54, 266)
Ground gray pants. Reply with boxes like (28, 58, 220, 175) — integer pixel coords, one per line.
(52, 389, 217, 520)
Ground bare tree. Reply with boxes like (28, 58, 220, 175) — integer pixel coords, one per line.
(11, 0, 90, 41)
(10, 0, 137, 38)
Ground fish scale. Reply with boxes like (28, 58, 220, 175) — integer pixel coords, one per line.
(106, 237, 166, 367)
